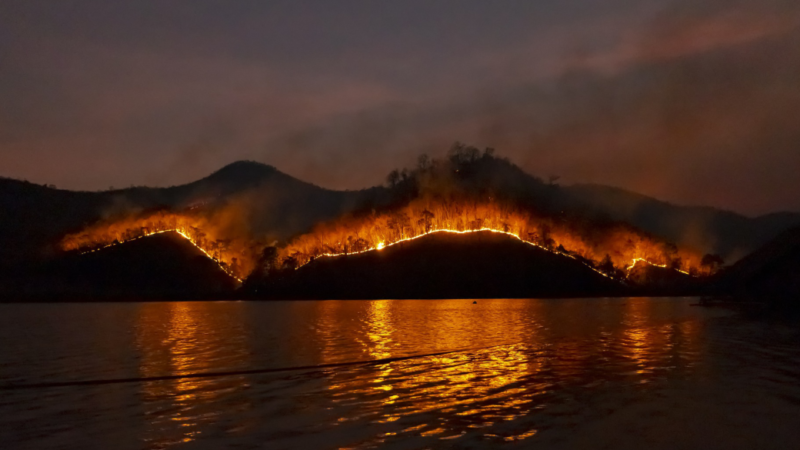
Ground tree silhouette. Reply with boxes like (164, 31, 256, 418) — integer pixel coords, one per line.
(701, 253, 725, 271)
(599, 254, 615, 274)
(196, 230, 206, 248)
(420, 209, 434, 232)
(447, 142, 480, 165)
(257, 246, 279, 276)
(537, 224, 554, 249)
(216, 239, 231, 261)
(417, 154, 431, 171)
(230, 258, 241, 279)
(386, 169, 400, 188)
(282, 255, 298, 270)
(353, 237, 368, 252)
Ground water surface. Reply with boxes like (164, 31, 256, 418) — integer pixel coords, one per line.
(1, 298, 799, 449)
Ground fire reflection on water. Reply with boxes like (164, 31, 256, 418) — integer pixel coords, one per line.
(122, 299, 706, 448)
(3, 299, 791, 449)
(622, 299, 703, 379)
(366, 300, 394, 361)
(319, 299, 544, 442)
(135, 302, 251, 449)
(366, 300, 394, 398)
(312, 298, 704, 446)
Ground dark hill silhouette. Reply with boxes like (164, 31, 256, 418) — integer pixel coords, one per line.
(0, 232, 238, 301)
(244, 231, 625, 299)
(626, 261, 704, 295)
(716, 226, 800, 303)
(559, 184, 800, 264)
(2, 150, 798, 275)
(384, 147, 800, 265)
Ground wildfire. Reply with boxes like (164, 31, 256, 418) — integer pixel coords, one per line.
(60, 195, 713, 283)
(57, 146, 724, 287)
(625, 258, 692, 276)
(81, 228, 243, 282)
(277, 197, 711, 279)
(305, 227, 618, 279)
(61, 210, 252, 282)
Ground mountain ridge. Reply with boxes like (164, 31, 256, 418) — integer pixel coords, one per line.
(2, 156, 798, 269)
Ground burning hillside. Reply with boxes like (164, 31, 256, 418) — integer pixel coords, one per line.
(247, 231, 624, 299)
(270, 146, 716, 279)
(60, 209, 257, 281)
(8, 231, 239, 301)
(59, 146, 722, 284)
(273, 195, 709, 279)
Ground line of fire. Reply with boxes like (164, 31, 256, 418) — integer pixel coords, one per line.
(59, 198, 719, 285)
(58, 149, 727, 287)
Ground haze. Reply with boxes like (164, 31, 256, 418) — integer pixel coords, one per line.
(2, 0, 799, 215)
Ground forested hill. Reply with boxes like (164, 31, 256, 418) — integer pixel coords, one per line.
(2, 150, 798, 269)
(0, 161, 382, 264)
(558, 184, 800, 263)
(716, 225, 800, 302)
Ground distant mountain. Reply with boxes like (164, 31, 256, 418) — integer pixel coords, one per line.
(716, 226, 800, 303)
(388, 149, 800, 263)
(244, 231, 625, 299)
(398, 152, 800, 263)
(2, 153, 798, 273)
(558, 184, 800, 263)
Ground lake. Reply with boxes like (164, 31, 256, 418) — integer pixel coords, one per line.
(1, 298, 799, 449)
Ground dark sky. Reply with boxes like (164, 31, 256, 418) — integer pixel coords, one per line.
(2, 0, 799, 215)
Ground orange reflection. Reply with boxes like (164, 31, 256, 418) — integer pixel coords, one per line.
(319, 299, 539, 443)
(135, 302, 251, 449)
(365, 301, 395, 399)
(366, 300, 394, 360)
(313, 298, 705, 446)
(620, 298, 705, 378)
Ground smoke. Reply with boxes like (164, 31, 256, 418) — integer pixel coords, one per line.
(243, 0, 800, 216)
(3, 0, 799, 217)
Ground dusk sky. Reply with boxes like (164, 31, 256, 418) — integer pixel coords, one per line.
(2, 0, 799, 215)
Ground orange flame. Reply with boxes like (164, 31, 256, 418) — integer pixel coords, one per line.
(60, 197, 712, 282)
(60, 210, 252, 281)
(278, 197, 709, 278)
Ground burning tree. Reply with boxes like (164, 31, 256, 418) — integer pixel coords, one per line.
(273, 193, 709, 278)
(58, 145, 719, 283)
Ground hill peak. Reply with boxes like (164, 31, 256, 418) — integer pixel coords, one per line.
(207, 160, 277, 179)
(185, 160, 284, 194)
